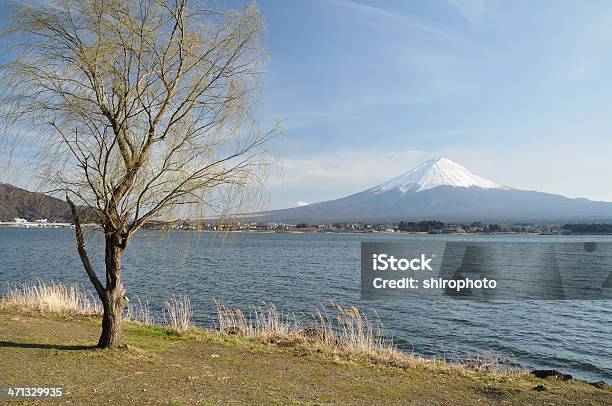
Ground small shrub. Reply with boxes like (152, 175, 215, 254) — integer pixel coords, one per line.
(164, 295, 193, 334)
(124, 296, 154, 326)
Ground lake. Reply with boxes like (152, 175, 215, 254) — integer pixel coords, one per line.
(0, 228, 610, 382)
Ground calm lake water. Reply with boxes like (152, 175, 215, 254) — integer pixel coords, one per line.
(0, 228, 610, 382)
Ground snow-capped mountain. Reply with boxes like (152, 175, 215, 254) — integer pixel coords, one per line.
(260, 157, 612, 223)
(374, 157, 507, 193)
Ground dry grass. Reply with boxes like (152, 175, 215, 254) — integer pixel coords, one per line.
(2, 280, 101, 315)
(214, 299, 408, 364)
(1, 281, 523, 378)
(212, 300, 527, 377)
(124, 297, 155, 326)
(3, 280, 153, 326)
(164, 294, 193, 333)
(461, 351, 524, 377)
(1, 281, 406, 362)
(214, 299, 299, 339)
(312, 301, 393, 354)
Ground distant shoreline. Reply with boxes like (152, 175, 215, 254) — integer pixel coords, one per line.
(4, 225, 612, 236)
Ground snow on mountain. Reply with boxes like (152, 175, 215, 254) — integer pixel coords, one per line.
(374, 157, 508, 193)
(257, 157, 612, 223)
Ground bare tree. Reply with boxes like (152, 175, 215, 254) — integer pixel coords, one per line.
(1, 0, 276, 348)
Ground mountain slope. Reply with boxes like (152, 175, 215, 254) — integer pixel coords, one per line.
(260, 158, 612, 223)
(375, 157, 507, 192)
(0, 183, 72, 222)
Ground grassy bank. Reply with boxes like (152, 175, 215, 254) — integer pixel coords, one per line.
(0, 306, 610, 405)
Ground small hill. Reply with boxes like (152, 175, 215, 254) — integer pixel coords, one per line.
(0, 183, 72, 222)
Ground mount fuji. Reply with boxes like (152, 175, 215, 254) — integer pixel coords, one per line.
(372, 157, 507, 193)
(260, 157, 612, 223)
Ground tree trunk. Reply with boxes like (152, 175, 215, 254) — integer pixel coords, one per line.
(98, 292, 124, 348)
(66, 196, 128, 349)
(98, 235, 126, 349)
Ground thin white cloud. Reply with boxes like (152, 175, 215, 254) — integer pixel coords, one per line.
(323, 0, 479, 50)
(296, 201, 310, 207)
(270, 148, 427, 191)
(278, 92, 434, 131)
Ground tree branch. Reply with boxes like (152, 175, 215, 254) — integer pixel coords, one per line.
(66, 194, 105, 296)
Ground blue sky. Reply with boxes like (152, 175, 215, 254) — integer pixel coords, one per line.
(254, 0, 612, 208)
(3, 0, 612, 209)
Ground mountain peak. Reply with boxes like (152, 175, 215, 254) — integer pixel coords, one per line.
(374, 157, 508, 193)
